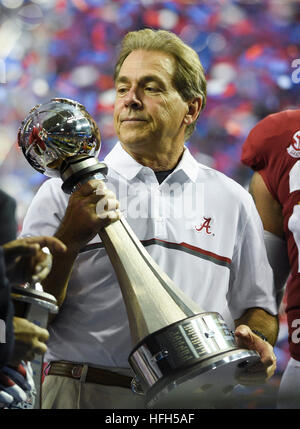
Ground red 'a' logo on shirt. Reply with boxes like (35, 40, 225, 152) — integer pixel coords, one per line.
(195, 217, 212, 234)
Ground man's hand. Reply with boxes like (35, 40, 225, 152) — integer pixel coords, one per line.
(234, 324, 277, 385)
(3, 236, 67, 285)
(56, 179, 120, 253)
(10, 317, 49, 366)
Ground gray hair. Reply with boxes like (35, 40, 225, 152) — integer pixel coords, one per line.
(114, 29, 207, 140)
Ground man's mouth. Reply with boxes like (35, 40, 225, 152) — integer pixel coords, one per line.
(121, 118, 147, 122)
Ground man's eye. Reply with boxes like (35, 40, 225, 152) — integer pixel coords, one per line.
(117, 87, 128, 94)
(145, 86, 159, 92)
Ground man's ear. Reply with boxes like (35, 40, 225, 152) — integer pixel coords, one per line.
(183, 97, 202, 125)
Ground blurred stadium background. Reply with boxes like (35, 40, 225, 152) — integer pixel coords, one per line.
(0, 0, 299, 408)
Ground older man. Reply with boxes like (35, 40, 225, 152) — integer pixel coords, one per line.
(21, 29, 278, 409)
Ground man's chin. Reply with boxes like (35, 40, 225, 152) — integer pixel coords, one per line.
(119, 135, 150, 148)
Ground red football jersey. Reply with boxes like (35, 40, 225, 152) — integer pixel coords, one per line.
(242, 109, 300, 361)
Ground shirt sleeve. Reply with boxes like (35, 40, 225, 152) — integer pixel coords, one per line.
(227, 195, 278, 320)
(20, 178, 68, 238)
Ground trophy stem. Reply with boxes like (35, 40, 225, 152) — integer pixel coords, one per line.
(99, 217, 203, 345)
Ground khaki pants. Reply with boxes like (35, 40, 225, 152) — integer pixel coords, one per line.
(42, 375, 146, 409)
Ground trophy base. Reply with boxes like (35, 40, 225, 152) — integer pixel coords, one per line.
(129, 312, 260, 409)
(146, 349, 258, 408)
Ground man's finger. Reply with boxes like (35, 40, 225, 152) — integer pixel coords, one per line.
(234, 325, 255, 349)
(36, 326, 50, 342)
(32, 341, 48, 356)
(77, 179, 105, 197)
(32, 266, 51, 282)
(4, 243, 40, 260)
(13, 318, 49, 342)
(22, 236, 67, 254)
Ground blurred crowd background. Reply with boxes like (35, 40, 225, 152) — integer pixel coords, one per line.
(0, 0, 299, 407)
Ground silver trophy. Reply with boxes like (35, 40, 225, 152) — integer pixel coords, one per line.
(18, 98, 260, 408)
(11, 283, 58, 408)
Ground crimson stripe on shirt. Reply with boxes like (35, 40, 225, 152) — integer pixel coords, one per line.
(141, 238, 231, 268)
(80, 239, 231, 268)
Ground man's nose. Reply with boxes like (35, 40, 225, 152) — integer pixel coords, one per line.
(124, 88, 143, 109)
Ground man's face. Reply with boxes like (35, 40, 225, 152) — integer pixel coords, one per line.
(113, 50, 189, 153)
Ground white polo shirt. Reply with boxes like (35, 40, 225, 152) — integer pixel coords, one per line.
(21, 142, 277, 368)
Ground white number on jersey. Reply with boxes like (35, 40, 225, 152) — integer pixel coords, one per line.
(288, 161, 300, 272)
(291, 319, 300, 344)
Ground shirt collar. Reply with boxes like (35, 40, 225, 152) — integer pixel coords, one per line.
(104, 142, 144, 180)
(104, 141, 199, 183)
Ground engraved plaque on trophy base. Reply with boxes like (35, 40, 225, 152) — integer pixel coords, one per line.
(129, 312, 259, 408)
